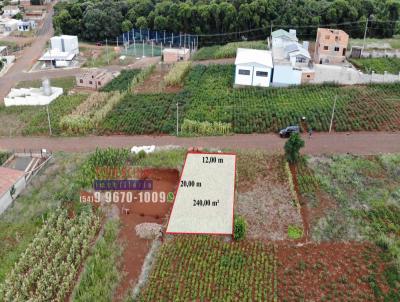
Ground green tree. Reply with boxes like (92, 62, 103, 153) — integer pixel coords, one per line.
(121, 19, 133, 32)
(284, 133, 304, 164)
(135, 16, 148, 28)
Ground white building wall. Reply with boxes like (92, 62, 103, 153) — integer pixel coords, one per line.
(272, 64, 302, 85)
(252, 66, 271, 87)
(0, 176, 26, 216)
(62, 35, 79, 54)
(235, 65, 253, 86)
(235, 64, 271, 87)
(272, 37, 296, 49)
(50, 36, 63, 52)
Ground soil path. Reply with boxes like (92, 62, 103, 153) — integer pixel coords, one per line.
(112, 168, 179, 301)
(1, 132, 399, 154)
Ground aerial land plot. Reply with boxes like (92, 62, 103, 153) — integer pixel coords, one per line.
(167, 152, 236, 235)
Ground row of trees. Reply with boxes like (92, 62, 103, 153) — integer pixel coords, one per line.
(53, 0, 400, 43)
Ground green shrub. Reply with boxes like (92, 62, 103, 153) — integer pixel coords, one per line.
(284, 133, 305, 164)
(233, 216, 247, 241)
(288, 225, 303, 239)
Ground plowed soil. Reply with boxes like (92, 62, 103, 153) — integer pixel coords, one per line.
(276, 242, 389, 302)
(112, 168, 179, 301)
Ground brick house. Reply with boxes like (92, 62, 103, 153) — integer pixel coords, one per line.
(76, 69, 114, 90)
(163, 48, 190, 64)
(314, 28, 349, 64)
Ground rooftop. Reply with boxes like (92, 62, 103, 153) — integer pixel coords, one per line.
(235, 48, 273, 68)
(39, 50, 75, 61)
(163, 48, 189, 54)
(77, 69, 111, 80)
(271, 29, 298, 41)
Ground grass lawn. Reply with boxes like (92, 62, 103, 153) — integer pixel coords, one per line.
(82, 47, 119, 68)
(192, 40, 267, 60)
(350, 37, 400, 49)
(15, 76, 76, 93)
(298, 154, 400, 300)
(350, 57, 400, 74)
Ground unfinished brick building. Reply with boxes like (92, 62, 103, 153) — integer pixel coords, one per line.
(314, 28, 349, 64)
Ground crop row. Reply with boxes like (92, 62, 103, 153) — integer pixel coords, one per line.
(0, 208, 100, 302)
(99, 64, 400, 135)
(60, 91, 122, 134)
(137, 236, 276, 301)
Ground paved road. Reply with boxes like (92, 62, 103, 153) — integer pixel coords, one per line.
(0, 132, 399, 155)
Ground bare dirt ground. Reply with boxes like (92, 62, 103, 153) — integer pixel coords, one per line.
(276, 242, 389, 302)
(192, 58, 235, 65)
(112, 168, 179, 301)
(134, 65, 182, 94)
(236, 154, 302, 240)
(1, 132, 399, 155)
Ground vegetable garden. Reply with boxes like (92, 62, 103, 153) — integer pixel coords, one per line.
(137, 236, 277, 301)
(0, 208, 101, 302)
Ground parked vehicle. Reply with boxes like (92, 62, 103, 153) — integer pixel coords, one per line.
(279, 125, 300, 138)
(96, 42, 103, 46)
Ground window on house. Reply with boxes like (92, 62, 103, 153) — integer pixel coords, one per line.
(238, 69, 250, 76)
(342, 48, 346, 56)
(323, 46, 329, 50)
(179, 56, 184, 60)
(307, 75, 311, 78)
(79, 79, 83, 83)
(98, 81, 102, 85)
(296, 57, 306, 63)
(334, 47, 340, 52)
(256, 71, 268, 77)
(89, 81, 93, 85)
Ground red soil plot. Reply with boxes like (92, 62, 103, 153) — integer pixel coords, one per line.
(276, 242, 389, 302)
(112, 168, 179, 301)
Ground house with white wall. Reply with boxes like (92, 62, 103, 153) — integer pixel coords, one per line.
(39, 35, 79, 68)
(18, 20, 36, 32)
(2, 6, 20, 18)
(271, 29, 298, 48)
(0, 18, 18, 34)
(271, 29, 315, 86)
(234, 48, 273, 88)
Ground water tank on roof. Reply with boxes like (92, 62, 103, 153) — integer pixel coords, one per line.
(302, 41, 309, 50)
(42, 78, 52, 96)
(289, 29, 297, 37)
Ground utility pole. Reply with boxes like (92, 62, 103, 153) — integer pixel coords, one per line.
(106, 38, 109, 65)
(46, 105, 52, 136)
(176, 102, 179, 136)
(329, 95, 337, 133)
(362, 18, 368, 51)
(270, 21, 273, 37)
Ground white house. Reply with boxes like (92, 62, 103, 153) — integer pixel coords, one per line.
(17, 20, 36, 32)
(271, 29, 315, 86)
(39, 35, 79, 68)
(2, 6, 20, 18)
(0, 18, 18, 34)
(271, 29, 298, 48)
(234, 48, 273, 88)
(50, 35, 79, 55)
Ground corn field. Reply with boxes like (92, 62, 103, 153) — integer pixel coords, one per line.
(60, 91, 122, 134)
(181, 118, 232, 135)
(0, 208, 101, 302)
(137, 236, 277, 301)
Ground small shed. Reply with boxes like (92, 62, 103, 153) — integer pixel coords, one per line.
(163, 48, 190, 63)
(234, 48, 273, 88)
(76, 69, 114, 90)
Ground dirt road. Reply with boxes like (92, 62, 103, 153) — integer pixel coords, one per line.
(0, 132, 399, 154)
(0, 4, 55, 101)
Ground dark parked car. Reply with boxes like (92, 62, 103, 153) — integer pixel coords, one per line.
(279, 125, 300, 138)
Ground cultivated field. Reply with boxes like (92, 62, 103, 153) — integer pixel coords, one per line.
(350, 57, 400, 74)
(101, 64, 400, 135)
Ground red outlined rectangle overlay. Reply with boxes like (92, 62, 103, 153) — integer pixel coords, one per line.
(166, 151, 236, 235)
